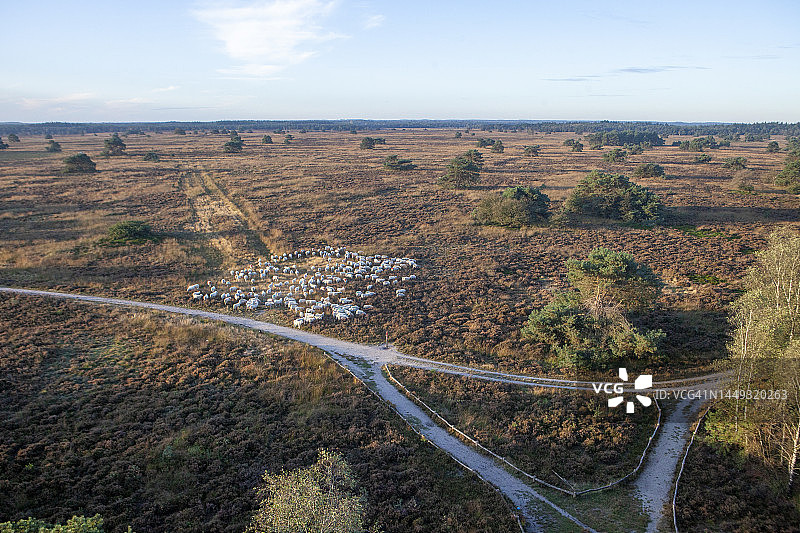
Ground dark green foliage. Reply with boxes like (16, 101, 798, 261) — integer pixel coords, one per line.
(775, 138, 800, 190)
(142, 151, 159, 162)
(454, 131, 462, 138)
(562, 170, 662, 222)
(566, 247, 662, 311)
(174, 128, 186, 135)
(224, 133, 244, 153)
(103, 221, 159, 246)
(522, 145, 540, 156)
(440, 155, 480, 189)
(744, 133, 768, 142)
(473, 186, 550, 227)
(521, 292, 663, 369)
(45, 140, 62, 153)
(262, 135, 272, 144)
(7, 133, 20, 143)
(767, 141, 780, 153)
(603, 148, 627, 162)
(383, 155, 416, 170)
(360, 137, 376, 149)
(571, 141, 583, 152)
(723, 157, 747, 170)
(625, 143, 644, 155)
(101, 133, 126, 156)
(0, 514, 106, 533)
(680, 136, 718, 152)
(584, 130, 665, 148)
(476, 138, 495, 148)
(633, 163, 665, 178)
(44, 133, 53, 140)
(694, 153, 712, 163)
(373, 137, 386, 145)
(490, 140, 504, 153)
(63, 153, 96, 173)
(462, 149, 484, 168)
(0, 137, 8, 150)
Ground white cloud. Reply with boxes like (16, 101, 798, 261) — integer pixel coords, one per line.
(194, 0, 345, 77)
(363, 14, 385, 29)
(21, 92, 96, 109)
(152, 85, 180, 93)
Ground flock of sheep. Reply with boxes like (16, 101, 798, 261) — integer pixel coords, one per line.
(186, 246, 418, 328)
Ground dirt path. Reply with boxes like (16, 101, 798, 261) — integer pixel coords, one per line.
(634, 398, 709, 533)
(2, 287, 728, 532)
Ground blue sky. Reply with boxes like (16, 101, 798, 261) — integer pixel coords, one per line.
(1, 0, 798, 123)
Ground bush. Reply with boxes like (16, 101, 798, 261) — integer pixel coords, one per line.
(522, 145, 540, 156)
(463, 149, 484, 168)
(7, 133, 20, 142)
(262, 135, 273, 144)
(0, 514, 106, 533)
(473, 186, 550, 227)
(142, 151, 159, 162)
(603, 148, 627, 162)
(562, 170, 662, 223)
(174, 128, 186, 135)
(454, 131, 462, 138)
(45, 140, 62, 153)
(633, 163, 665, 178)
(63, 153, 96, 173)
(694, 153, 712, 163)
(44, 133, 53, 140)
(0, 137, 8, 150)
(490, 140, 504, 153)
(766, 141, 780, 153)
(383, 155, 416, 170)
(360, 137, 376, 149)
(476, 138, 495, 148)
(440, 155, 480, 188)
(101, 133, 126, 156)
(224, 133, 244, 153)
(104, 221, 159, 245)
(521, 292, 663, 370)
(723, 157, 747, 170)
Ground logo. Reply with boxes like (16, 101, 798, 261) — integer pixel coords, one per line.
(592, 368, 653, 413)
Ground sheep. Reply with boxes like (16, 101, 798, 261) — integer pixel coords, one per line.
(187, 284, 200, 292)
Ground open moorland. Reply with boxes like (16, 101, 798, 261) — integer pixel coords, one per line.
(1, 125, 799, 531)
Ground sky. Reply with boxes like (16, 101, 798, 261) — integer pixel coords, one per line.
(1, 0, 798, 123)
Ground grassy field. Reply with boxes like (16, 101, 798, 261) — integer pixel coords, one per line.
(1, 129, 794, 375)
(0, 295, 520, 532)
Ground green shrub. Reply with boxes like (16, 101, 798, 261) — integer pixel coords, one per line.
(766, 141, 780, 153)
(224, 133, 244, 153)
(262, 135, 273, 144)
(0, 514, 106, 533)
(522, 145, 540, 156)
(7, 133, 20, 143)
(0, 137, 9, 150)
(440, 155, 480, 188)
(101, 133, 126, 156)
(723, 157, 747, 170)
(45, 140, 62, 153)
(63, 153, 96, 173)
(490, 140, 504, 153)
(603, 148, 628, 162)
(359, 137, 376, 149)
(562, 170, 662, 222)
(473, 186, 550, 227)
(633, 163, 665, 178)
(694, 153, 712, 163)
(142, 151, 159, 162)
(104, 221, 159, 245)
(383, 155, 416, 170)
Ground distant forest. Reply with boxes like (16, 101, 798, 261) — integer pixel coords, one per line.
(2, 119, 799, 137)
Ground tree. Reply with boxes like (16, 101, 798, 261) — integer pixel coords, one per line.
(101, 133, 126, 156)
(727, 228, 800, 492)
(360, 137, 376, 149)
(174, 128, 186, 135)
(473, 186, 550, 227)
(45, 140, 62, 152)
(723, 157, 747, 170)
(571, 141, 584, 152)
(561, 170, 662, 223)
(522, 248, 663, 369)
(454, 131, 462, 138)
(0, 514, 106, 532)
(247, 449, 368, 533)
(7, 133, 20, 142)
(522, 145, 540, 156)
(566, 247, 662, 312)
(694, 153, 712, 163)
(0, 137, 8, 150)
(224, 133, 244, 153)
(775, 140, 800, 192)
(262, 135, 273, 144)
(476, 138, 495, 148)
(603, 148, 628, 162)
(63, 153, 96, 173)
(440, 155, 480, 189)
(383, 155, 416, 170)
(633, 163, 665, 178)
(490, 140, 504, 153)
(767, 141, 780, 153)
(143, 151, 159, 161)
(462, 149, 484, 168)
